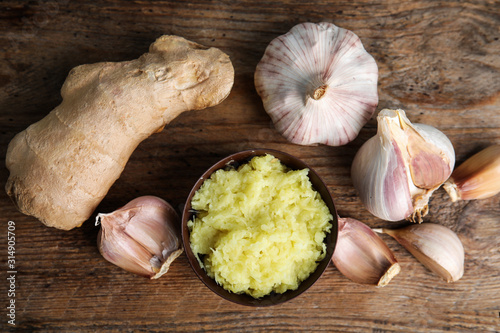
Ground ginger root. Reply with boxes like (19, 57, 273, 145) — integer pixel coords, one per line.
(5, 35, 234, 230)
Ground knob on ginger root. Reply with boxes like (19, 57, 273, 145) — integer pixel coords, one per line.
(5, 35, 234, 230)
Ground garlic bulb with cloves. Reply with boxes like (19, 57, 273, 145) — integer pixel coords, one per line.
(254, 22, 378, 146)
(374, 223, 464, 282)
(332, 217, 400, 287)
(351, 109, 455, 222)
(443, 145, 500, 202)
(96, 196, 183, 279)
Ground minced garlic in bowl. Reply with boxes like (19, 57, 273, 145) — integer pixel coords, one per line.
(184, 151, 336, 303)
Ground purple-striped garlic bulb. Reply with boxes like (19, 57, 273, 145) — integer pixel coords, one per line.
(254, 22, 379, 146)
(351, 109, 455, 222)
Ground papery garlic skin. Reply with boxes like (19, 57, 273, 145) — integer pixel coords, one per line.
(96, 196, 183, 279)
(443, 145, 500, 202)
(351, 109, 455, 222)
(376, 223, 464, 282)
(332, 217, 400, 287)
(254, 22, 378, 146)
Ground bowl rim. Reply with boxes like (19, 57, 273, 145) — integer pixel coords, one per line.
(181, 148, 338, 307)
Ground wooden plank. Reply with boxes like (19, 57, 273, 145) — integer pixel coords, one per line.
(0, 0, 499, 331)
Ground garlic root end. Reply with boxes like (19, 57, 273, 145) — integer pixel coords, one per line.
(377, 262, 401, 287)
(443, 180, 460, 202)
(408, 203, 429, 223)
(151, 247, 184, 279)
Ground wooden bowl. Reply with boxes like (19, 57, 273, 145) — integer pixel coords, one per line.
(181, 149, 338, 306)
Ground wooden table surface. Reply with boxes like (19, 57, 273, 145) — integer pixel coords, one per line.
(1, 1, 499, 332)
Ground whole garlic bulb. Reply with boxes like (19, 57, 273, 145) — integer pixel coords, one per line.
(254, 22, 378, 146)
(96, 196, 183, 279)
(351, 109, 455, 222)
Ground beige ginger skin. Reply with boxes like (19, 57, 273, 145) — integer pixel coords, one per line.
(5, 35, 234, 230)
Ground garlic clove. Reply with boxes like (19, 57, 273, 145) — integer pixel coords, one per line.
(350, 131, 414, 222)
(254, 22, 378, 146)
(97, 225, 158, 277)
(375, 223, 464, 282)
(332, 217, 400, 287)
(406, 126, 453, 190)
(351, 109, 455, 222)
(443, 145, 500, 202)
(96, 196, 183, 279)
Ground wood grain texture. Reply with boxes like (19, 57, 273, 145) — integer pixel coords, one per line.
(1, 0, 499, 332)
